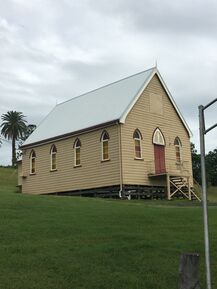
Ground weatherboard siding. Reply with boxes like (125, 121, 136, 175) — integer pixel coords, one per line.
(121, 74, 193, 186)
(21, 125, 120, 194)
(20, 73, 193, 194)
(17, 162, 22, 186)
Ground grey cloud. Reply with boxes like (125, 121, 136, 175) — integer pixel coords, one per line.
(90, 0, 217, 37)
(0, 0, 217, 165)
(61, 59, 133, 92)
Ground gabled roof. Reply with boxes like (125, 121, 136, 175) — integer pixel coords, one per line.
(22, 67, 192, 147)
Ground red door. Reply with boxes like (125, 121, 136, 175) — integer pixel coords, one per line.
(154, 145, 166, 174)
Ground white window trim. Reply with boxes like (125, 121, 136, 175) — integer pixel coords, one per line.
(175, 138, 182, 163)
(134, 132, 143, 159)
(74, 140, 81, 167)
(153, 128, 165, 146)
(101, 139, 109, 161)
(30, 151, 36, 175)
(50, 146, 57, 171)
(101, 131, 110, 161)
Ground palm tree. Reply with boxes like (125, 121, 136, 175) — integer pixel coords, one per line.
(1, 111, 27, 166)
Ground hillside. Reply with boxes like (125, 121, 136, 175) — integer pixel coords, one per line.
(0, 166, 17, 188)
(0, 167, 217, 288)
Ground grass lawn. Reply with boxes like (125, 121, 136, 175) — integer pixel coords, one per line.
(0, 167, 217, 289)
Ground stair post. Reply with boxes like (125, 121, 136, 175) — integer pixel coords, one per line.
(167, 174, 171, 200)
(188, 177, 191, 201)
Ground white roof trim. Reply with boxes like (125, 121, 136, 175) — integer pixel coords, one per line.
(120, 68, 157, 124)
(156, 70, 192, 137)
(120, 68, 192, 137)
(22, 67, 192, 147)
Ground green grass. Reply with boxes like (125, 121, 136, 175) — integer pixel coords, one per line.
(194, 182, 217, 203)
(0, 167, 217, 289)
(207, 186, 217, 202)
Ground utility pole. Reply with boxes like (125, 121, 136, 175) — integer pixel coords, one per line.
(198, 98, 217, 289)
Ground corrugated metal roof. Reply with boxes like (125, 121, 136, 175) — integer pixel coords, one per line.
(23, 67, 192, 147)
(23, 67, 155, 146)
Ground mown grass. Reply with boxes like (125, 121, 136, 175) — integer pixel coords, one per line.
(0, 167, 217, 289)
(194, 182, 217, 203)
(207, 186, 217, 202)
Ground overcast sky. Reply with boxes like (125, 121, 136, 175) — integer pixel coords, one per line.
(0, 0, 217, 165)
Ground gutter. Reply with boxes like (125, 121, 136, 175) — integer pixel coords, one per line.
(21, 119, 119, 149)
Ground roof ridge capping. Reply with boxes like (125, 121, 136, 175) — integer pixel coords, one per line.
(58, 66, 157, 106)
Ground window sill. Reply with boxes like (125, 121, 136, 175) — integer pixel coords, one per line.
(29, 173, 36, 176)
(50, 169, 57, 172)
(134, 157, 144, 161)
(74, 164, 82, 168)
(176, 161, 183, 165)
(101, 159, 110, 163)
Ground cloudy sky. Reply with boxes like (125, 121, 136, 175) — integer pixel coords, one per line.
(0, 0, 217, 165)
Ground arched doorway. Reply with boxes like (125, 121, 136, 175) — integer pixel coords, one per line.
(153, 128, 166, 174)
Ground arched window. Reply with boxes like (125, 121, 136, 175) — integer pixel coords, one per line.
(30, 150, 36, 174)
(153, 128, 165, 146)
(101, 130, 109, 161)
(174, 137, 182, 163)
(133, 129, 142, 159)
(50, 145, 57, 171)
(74, 138, 81, 166)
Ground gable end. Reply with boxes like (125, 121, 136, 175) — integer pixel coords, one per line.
(120, 69, 192, 137)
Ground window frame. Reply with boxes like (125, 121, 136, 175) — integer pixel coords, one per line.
(74, 138, 81, 167)
(174, 137, 182, 163)
(153, 128, 165, 146)
(50, 145, 57, 171)
(101, 130, 110, 161)
(30, 150, 36, 175)
(133, 129, 143, 159)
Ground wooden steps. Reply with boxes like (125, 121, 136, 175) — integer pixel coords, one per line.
(169, 176, 201, 201)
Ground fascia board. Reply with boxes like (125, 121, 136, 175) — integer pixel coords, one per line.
(119, 68, 157, 124)
(119, 68, 193, 138)
(156, 70, 193, 137)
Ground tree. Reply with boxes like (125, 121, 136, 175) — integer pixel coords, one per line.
(19, 124, 36, 142)
(16, 124, 36, 160)
(191, 143, 201, 184)
(191, 143, 217, 186)
(1, 111, 27, 167)
(206, 149, 217, 186)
